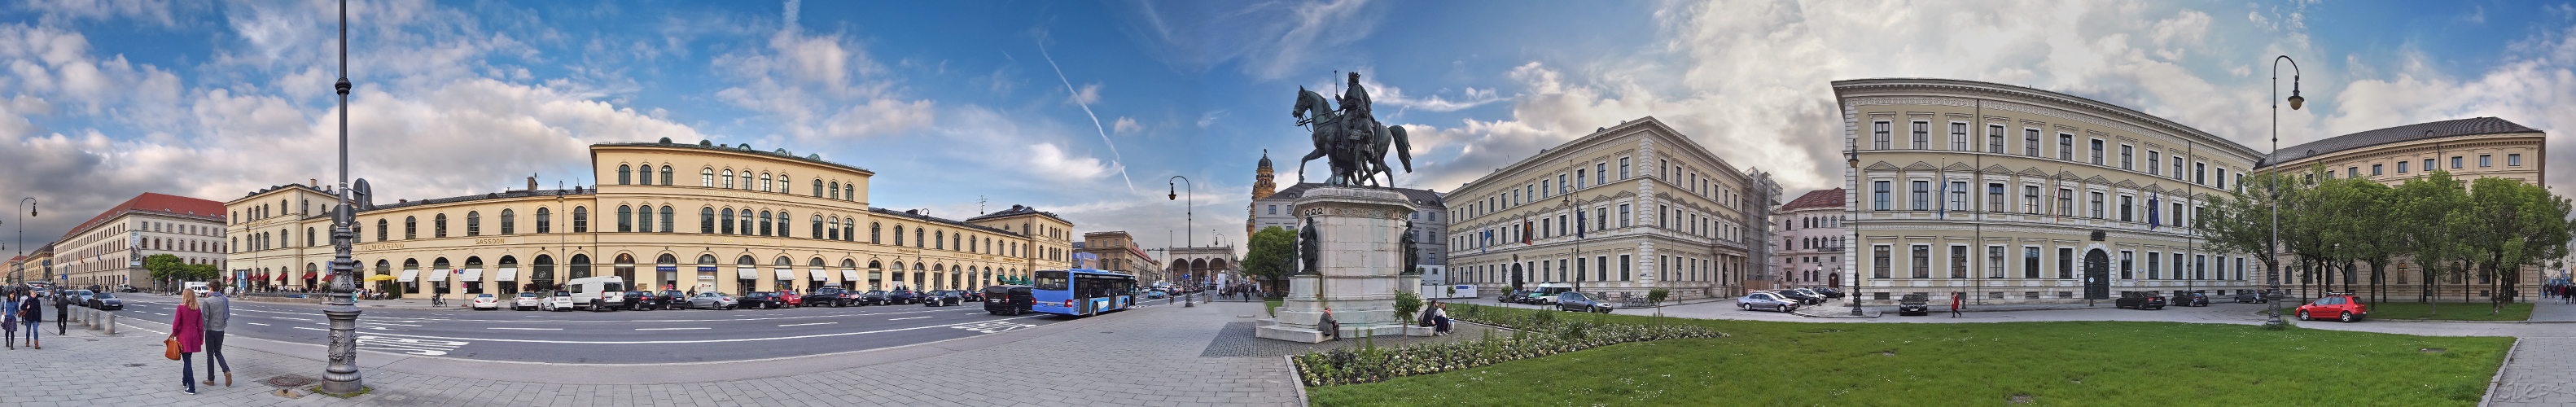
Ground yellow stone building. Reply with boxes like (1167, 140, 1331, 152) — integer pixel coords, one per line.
(226, 140, 1075, 296)
(2258, 117, 2548, 301)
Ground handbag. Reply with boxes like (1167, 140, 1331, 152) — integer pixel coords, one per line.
(164, 339, 182, 361)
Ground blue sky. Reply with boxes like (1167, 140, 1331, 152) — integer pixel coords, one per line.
(4, 0, 2575, 255)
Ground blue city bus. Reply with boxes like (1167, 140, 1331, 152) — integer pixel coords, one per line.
(1030, 269, 1137, 316)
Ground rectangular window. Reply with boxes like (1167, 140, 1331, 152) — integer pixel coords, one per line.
(2089, 192, 2105, 218)
(1949, 245, 1969, 278)
(1619, 255, 1632, 281)
(2508, 154, 2522, 166)
(2118, 195, 2133, 222)
(1911, 245, 1931, 278)
(1873, 120, 1891, 150)
(1618, 204, 1632, 227)
(1987, 124, 2005, 153)
(1557, 174, 1568, 194)
(2425, 159, 2436, 172)
(2022, 186, 2040, 213)
(1987, 183, 2004, 212)
(2452, 156, 2463, 168)
(2119, 145, 2133, 169)
(1987, 246, 2004, 278)
(2172, 157, 2184, 180)
(2058, 133, 2074, 160)
(1619, 158, 1631, 179)
(2398, 161, 2409, 173)
(2479, 155, 2492, 167)
(1575, 169, 1587, 189)
(2057, 188, 2074, 216)
(2146, 151, 2161, 175)
(1911, 181, 1930, 210)
(2057, 247, 2074, 278)
(1873, 246, 1892, 278)
(1267, 205, 1277, 215)
(2089, 139, 2105, 164)
(2349, 167, 2359, 177)
(2145, 252, 2160, 279)
(1948, 182, 1968, 212)
(2023, 128, 2040, 156)
(2174, 253, 2185, 279)
(1873, 181, 1890, 211)
(2216, 168, 2228, 189)
(1950, 122, 1969, 151)
(2118, 251, 2134, 280)
(2371, 164, 2382, 176)
(2194, 163, 2206, 184)
(2023, 247, 2041, 278)
(1596, 163, 1606, 184)
(1911, 120, 1930, 149)
(2195, 255, 2208, 280)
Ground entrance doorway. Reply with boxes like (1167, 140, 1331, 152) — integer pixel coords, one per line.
(2083, 249, 2110, 300)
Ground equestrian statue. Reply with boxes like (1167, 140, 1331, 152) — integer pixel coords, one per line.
(1291, 72, 1413, 187)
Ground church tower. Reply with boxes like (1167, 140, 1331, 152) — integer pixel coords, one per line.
(1248, 150, 1277, 236)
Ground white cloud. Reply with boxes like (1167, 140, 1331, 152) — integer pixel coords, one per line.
(708, 0, 930, 142)
(1067, 82, 1102, 105)
(1026, 142, 1119, 181)
(1113, 116, 1141, 134)
(1109, 0, 1384, 80)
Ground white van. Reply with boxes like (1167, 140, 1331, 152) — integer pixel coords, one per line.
(183, 281, 210, 295)
(565, 276, 628, 310)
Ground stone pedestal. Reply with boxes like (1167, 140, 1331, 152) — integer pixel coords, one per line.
(1257, 186, 1418, 343)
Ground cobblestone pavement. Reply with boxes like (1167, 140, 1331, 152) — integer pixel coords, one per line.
(2488, 337, 2576, 406)
(2, 299, 1302, 406)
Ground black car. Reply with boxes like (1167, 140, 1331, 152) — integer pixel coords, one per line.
(1812, 287, 1846, 299)
(1776, 290, 1824, 305)
(2115, 291, 2168, 310)
(657, 290, 690, 310)
(884, 290, 918, 305)
(1897, 293, 1930, 316)
(738, 291, 785, 309)
(959, 289, 984, 302)
(2233, 290, 2271, 304)
(803, 287, 852, 307)
(920, 291, 963, 307)
(983, 285, 1034, 315)
(2174, 291, 2210, 307)
(86, 292, 124, 310)
(621, 291, 658, 310)
(1554, 292, 1615, 313)
(859, 290, 890, 305)
(1500, 290, 1527, 304)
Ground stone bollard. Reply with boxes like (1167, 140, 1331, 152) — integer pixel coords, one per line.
(104, 312, 116, 335)
(90, 309, 103, 331)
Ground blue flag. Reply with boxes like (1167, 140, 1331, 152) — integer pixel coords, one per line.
(1575, 210, 1587, 239)
(2147, 193, 2161, 230)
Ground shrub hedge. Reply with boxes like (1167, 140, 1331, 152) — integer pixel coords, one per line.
(1291, 304, 1725, 386)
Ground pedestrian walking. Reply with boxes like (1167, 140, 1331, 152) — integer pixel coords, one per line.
(3, 289, 17, 350)
(17, 288, 39, 349)
(53, 288, 68, 335)
(1949, 292, 1963, 317)
(169, 290, 206, 395)
(200, 282, 233, 387)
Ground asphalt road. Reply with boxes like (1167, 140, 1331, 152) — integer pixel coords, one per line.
(103, 293, 1079, 364)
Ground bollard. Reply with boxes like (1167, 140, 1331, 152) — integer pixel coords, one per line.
(104, 312, 115, 335)
(90, 309, 103, 331)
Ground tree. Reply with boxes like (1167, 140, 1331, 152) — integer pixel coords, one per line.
(143, 254, 190, 290)
(1242, 226, 1295, 296)
(2391, 171, 2470, 313)
(2457, 177, 2572, 314)
(2199, 168, 2305, 297)
(2318, 177, 2400, 305)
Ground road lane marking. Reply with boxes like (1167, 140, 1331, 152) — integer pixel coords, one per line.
(635, 327, 708, 330)
(778, 322, 835, 326)
(357, 335, 468, 356)
(488, 327, 559, 330)
(247, 322, 270, 326)
(336, 314, 1053, 344)
(889, 317, 931, 320)
(950, 321, 1036, 334)
(365, 322, 424, 326)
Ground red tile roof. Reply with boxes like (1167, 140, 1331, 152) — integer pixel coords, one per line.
(1780, 188, 1845, 212)
(63, 192, 229, 239)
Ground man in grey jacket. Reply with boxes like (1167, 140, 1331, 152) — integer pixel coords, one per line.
(200, 282, 232, 387)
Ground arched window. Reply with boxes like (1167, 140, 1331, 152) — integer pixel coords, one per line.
(641, 164, 655, 185)
(893, 225, 905, 246)
(779, 174, 791, 195)
(739, 209, 755, 235)
(636, 205, 653, 233)
(843, 184, 854, 200)
(499, 208, 515, 235)
(697, 254, 716, 268)
(530, 255, 554, 287)
(721, 208, 736, 234)
(405, 216, 418, 239)
(659, 165, 674, 186)
(775, 211, 791, 238)
(659, 205, 674, 233)
(618, 205, 634, 233)
(817, 216, 830, 240)
(813, 179, 825, 198)
(829, 182, 839, 199)
(617, 164, 632, 185)
(569, 254, 593, 280)
(700, 207, 716, 234)
(433, 214, 448, 238)
(376, 219, 388, 242)
(914, 228, 924, 247)
(466, 211, 481, 236)
(305, 228, 314, 247)
(572, 207, 589, 233)
(760, 173, 773, 192)
(759, 211, 773, 236)
(872, 222, 882, 243)
(701, 168, 714, 187)
(809, 257, 825, 268)
(721, 169, 734, 189)
(536, 208, 552, 234)
(935, 230, 944, 250)
(842, 221, 853, 243)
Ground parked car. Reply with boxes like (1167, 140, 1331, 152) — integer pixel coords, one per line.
(2174, 292, 2210, 307)
(1144, 291, 1168, 299)
(687, 291, 739, 310)
(1522, 291, 1557, 305)
(984, 285, 1035, 315)
(621, 291, 657, 310)
(1737, 291, 1798, 313)
(779, 291, 804, 308)
(64, 290, 94, 308)
(565, 276, 627, 311)
(657, 291, 690, 310)
(836, 289, 869, 307)
(513, 292, 544, 310)
(545, 291, 576, 311)
(860, 290, 891, 306)
(1791, 288, 1829, 303)
(470, 293, 502, 310)
(738, 291, 784, 309)
(1896, 293, 1930, 316)
(2297, 293, 2368, 322)
(803, 287, 852, 307)
(959, 290, 984, 302)
(1775, 290, 1824, 305)
(921, 291, 963, 307)
(885, 289, 918, 305)
(1500, 290, 1527, 304)
(1812, 287, 1846, 299)
(85, 292, 124, 310)
(2114, 291, 2168, 310)
(1554, 292, 1616, 313)
(2232, 290, 2271, 304)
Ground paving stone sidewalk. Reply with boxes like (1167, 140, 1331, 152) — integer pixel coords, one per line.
(1, 300, 1302, 406)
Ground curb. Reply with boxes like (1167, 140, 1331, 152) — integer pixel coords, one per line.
(1284, 355, 1310, 407)
(2478, 337, 2520, 407)
(1792, 309, 1881, 318)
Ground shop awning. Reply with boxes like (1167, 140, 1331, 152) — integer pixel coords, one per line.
(809, 269, 829, 281)
(495, 268, 519, 281)
(397, 269, 420, 282)
(840, 269, 861, 280)
(736, 268, 759, 280)
(303, 272, 318, 280)
(462, 268, 484, 281)
(776, 268, 798, 280)
(425, 269, 449, 282)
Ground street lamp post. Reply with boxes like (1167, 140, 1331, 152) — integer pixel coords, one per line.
(319, 0, 366, 395)
(1847, 150, 1864, 316)
(14, 198, 32, 286)
(1168, 176, 1192, 306)
(2267, 55, 2304, 330)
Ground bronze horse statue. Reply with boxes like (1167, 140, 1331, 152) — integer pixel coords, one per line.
(1291, 87, 1411, 186)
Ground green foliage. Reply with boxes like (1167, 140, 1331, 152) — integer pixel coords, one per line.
(1290, 304, 1727, 387)
(1242, 226, 1295, 292)
(2366, 302, 2533, 321)
(143, 254, 220, 283)
(1392, 290, 1422, 321)
(1646, 288, 1670, 304)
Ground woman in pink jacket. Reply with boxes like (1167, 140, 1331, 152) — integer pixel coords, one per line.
(169, 290, 205, 395)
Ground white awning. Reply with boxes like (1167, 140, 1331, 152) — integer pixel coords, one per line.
(840, 269, 861, 280)
(736, 268, 759, 280)
(462, 268, 484, 281)
(397, 269, 420, 282)
(776, 268, 798, 280)
(425, 269, 449, 282)
(809, 269, 829, 281)
(495, 268, 519, 281)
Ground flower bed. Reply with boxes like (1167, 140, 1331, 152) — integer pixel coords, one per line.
(1290, 304, 1725, 386)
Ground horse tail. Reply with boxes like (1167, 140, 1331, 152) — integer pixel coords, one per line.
(1390, 125, 1414, 173)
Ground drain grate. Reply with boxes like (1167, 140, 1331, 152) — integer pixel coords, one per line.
(125, 363, 146, 367)
(265, 375, 315, 387)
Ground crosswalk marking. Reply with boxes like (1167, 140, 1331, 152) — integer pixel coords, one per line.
(951, 321, 1036, 334)
(357, 335, 467, 356)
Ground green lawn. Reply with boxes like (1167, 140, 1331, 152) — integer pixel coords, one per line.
(1266, 298, 1283, 317)
(1308, 309, 2510, 406)
(2361, 302, 2533, 322)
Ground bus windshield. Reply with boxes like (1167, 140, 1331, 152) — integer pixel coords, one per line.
(1034, 270, 1069, 291)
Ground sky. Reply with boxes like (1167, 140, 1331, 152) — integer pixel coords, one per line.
(3, 0, 2575, 258)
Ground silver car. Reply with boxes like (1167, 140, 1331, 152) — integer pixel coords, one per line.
(687, 292, 738, 310)
(1737, 291, 1799, 313)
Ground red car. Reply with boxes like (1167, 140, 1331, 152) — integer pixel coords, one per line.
(779, 291, 804, 308)
(2296, 293, 2368, 322)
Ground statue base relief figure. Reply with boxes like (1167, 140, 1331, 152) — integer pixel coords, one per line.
(1257, 186, 1421, 343)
